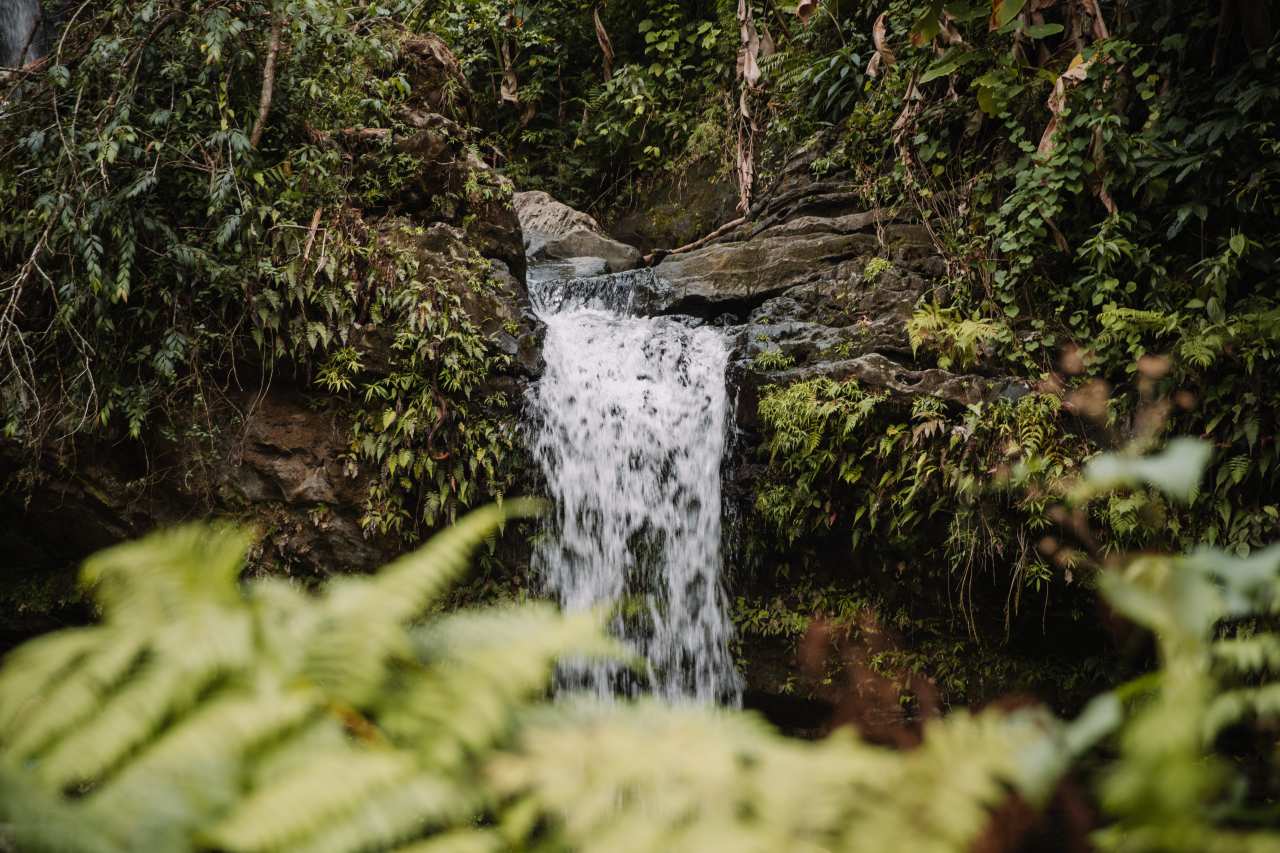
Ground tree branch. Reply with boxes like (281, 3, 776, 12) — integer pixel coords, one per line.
(249, 13, 284, 148)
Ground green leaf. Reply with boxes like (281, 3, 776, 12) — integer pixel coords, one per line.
(1024, 22, 1063, 38)
(990, 0, 1028, 29)
(910, 0, 946, 46)
(920, 50, 980, 83)
(1083, 438, 1213, 502)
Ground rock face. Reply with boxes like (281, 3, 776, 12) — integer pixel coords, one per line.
(514, 190, 642, 273)
(650, 194, 1025, 418)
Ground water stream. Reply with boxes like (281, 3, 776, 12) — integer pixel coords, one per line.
(528, 263, 742, 705)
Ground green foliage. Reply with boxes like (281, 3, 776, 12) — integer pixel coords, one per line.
(753, 378, 1083, 602)
(340, 242, 519, 536)
(1087, 541, 1280, 850)
(422, 0, 736, 211)
(0, 0, 521, 539)
(751, 347, 796, 371)
(744, 0, 1280, 572)
(0, 502, 611, 853)
(4, 443, 1280, 850)
(494, 700, 1069, 853)
(906, 303, 1009, 371)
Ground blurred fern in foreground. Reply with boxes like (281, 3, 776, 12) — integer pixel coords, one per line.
(0, 502, 1096, 853)
(3, 439, 1280, 851)
(0, 500, 618, 853)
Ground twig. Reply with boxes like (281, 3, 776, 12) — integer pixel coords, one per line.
(250, 13, 284, 148)
(302, 207, 323, 264)
(647, 216, 747, 265)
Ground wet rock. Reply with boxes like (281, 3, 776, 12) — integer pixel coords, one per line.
(655, 232, 880, 313)
(514, 190, 641, 273)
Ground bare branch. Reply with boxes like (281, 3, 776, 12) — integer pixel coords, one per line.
(249, 13, 284, 148)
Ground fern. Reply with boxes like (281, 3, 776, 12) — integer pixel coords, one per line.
(907, 304, 1004, 371)
(0, 504, 603, 853)
(491, 700, 1101, 853)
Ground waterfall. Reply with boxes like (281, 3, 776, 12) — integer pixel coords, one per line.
(1, 0, 48, 69)
(529, 265, 742, 705)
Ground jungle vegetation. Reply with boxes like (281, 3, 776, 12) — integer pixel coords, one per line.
(1, 0, 1279, 848)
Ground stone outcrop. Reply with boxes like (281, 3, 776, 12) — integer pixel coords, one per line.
(514, 190, 642, 273)
(640, 152, 1030, 412)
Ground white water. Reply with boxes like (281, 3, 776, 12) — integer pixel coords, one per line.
(529, 266, 742, 705)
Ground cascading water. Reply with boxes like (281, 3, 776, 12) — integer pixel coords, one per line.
(529, 264, 742, 705)
(1, 0, 50, 69)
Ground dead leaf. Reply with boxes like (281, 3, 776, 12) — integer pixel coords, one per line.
(1036, 52, 1090, 155)
(735, 0, 763, 213)
(796, 0, 820, 24)
(499, 40, 519, 104)
(1078, 0, 1110, 40)
(736, 89, 756, 213)
(867, 12, 895, 77)
(891, 76, 922, 158)
(738, 0, 762, 87)
(939, 13, 965, 45)
(593, 7, 614, 82)
(760, 24, 777, 58)
(989, 0, 1028, 31)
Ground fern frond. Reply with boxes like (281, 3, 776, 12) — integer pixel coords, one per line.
(33, 611, 255, 789)
(304, 501, 543, 707)
(3, 628, 143, 759)
(1213, 634, 1280, 675)
(205, 750, 419, 852)
(389, 831, 503, 853)
(0, 627, 102, 736)
(85, 687, 319, 847)
(1204, 682, 1280, 738)
(384, 606, 619, 766)
(369, 499, 544, 625)
(82, 523, 254, 623)
(491, 701, 1062, 853)
(0, 766, 122, 853)
(249, 717, 351, 790)
(286, 775, 478, 853)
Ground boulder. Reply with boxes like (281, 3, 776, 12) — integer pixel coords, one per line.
(389, 113, 526, 280)
(652, 216, 933, 313)
(514, 190, 641, 273)
(656, 231, 879, 313)
(398, 34, 471, 123)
